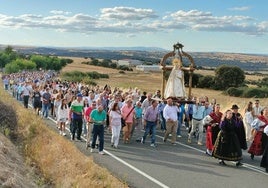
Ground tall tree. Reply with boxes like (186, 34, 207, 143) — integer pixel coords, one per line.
(214, 65, 245, 90)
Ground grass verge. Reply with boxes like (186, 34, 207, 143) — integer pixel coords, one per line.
(0, 83, 127, 188)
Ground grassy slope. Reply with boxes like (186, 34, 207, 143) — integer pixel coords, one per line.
(0, 83, 127, 188)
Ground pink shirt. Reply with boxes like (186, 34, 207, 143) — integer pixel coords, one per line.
(121, 104, 135, 123)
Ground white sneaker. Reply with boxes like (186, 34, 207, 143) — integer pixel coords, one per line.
(62, 132, 66, 136)
(90, 148, 94, 153)
(177, 135, 182, 138)
(99, 151, 105, 155)
(59, 131, 62, 135)
(150, 143, 157, 147)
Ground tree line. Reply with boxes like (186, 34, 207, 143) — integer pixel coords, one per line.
(183, 65, 268, 98)
(0, 46, 73, 73)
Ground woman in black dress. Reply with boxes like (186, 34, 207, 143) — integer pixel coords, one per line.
(212, 109, 242, 166)
(260, 124, 268, 173)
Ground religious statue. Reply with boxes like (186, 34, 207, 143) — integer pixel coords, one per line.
(164, 57, 194, 99)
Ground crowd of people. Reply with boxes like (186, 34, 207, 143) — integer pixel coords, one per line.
(2, 70, 268, 172)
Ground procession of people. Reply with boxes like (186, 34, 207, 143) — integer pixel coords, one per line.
(2, 69, 268, 173)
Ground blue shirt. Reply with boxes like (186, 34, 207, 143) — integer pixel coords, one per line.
(157, 102, 166, 113)
(135, 106, 142, 119)
(204, 106, 213, 116)
(186, 104, 193, 116)
(192, 104, 206, 120)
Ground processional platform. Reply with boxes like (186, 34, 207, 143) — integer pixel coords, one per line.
(159, 42, 196, 104)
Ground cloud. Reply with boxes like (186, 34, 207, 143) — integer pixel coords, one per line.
(0, 7, 266, 36)
(228, 6, 250, 11)
(169, 10, 261, 35)
(50, 10, 72, 15)
(100, 6, 158, 20)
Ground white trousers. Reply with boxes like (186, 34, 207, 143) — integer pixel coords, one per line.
(244, 122, 252, 141)
(111, 125, 122, 147)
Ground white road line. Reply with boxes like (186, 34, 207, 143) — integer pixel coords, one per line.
(48, 117, 170, 188)
(155, 134, 268, 175)
(104, 150, 170, 188)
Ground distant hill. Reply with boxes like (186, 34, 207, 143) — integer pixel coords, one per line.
(1, 44, 268, 72)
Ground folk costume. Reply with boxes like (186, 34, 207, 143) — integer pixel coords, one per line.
(232, 112, 248, 150)
(248, 115, 268, 157)
(260, 126, 268, 173)
(203, 111, 223, 155)
(212, 116, 242, 162)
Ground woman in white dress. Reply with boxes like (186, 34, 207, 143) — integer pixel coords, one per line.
(109, 102, 122, 148)
(243, 101, 254, 141)
(57, 98, 69, 136)
(164, 57, 194, 99)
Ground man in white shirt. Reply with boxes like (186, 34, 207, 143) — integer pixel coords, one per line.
(163, 98, 180, 145)
(253, 99, 263, 119)
(21, 80, 33, 108)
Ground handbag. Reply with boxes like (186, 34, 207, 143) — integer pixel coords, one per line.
(121, 107, 135, 127)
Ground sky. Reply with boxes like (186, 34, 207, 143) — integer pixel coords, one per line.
(0, 0, 268, 54)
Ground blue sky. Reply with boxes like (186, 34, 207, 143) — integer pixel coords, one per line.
(0, 0, 267, 54)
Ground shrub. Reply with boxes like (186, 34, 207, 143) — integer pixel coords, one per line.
(118, 70, 125, 74)
(61, 71, 109, 83)
(242, 87, 268, 98)
(226, 87, 244, 97)
(82, 77, 97, 86)
(225, 87, 268, 98)
(197, 75, 215, 88)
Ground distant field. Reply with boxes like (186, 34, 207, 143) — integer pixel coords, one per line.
(61, 57, 268, 110)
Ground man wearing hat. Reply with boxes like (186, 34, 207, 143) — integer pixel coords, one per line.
(70, 93, 84, 141)
(231, 104, 247, 165)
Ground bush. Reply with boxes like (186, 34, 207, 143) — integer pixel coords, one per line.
(197, 75, 215, 88)
(118, 70, 125, 74)
(225, 87, 268, 98)
(226, 87, 244, 97)
(82, 77, 97, 86)
(242, 87, 268, 98)
(118, 65, 130, 71)
(61, 71, 109, 83)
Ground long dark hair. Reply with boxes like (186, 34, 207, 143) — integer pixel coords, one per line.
(111, 102, 119, 111)
(60, 99, 67, 110)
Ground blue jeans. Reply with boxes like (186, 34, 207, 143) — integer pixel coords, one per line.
(142, 121, 156, 144)
(177, 116, 182, 136)
(42, 103, 50, 118)
(91, 124, 104, 152)
(160, 111, 166, 130)
(82, 118, 87, 135)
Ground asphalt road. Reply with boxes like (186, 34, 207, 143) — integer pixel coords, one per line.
(44, 117, 268, 188)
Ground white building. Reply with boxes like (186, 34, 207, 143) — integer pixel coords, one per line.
(117, 59, 143, 67)
(136, 65, 161, 72)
